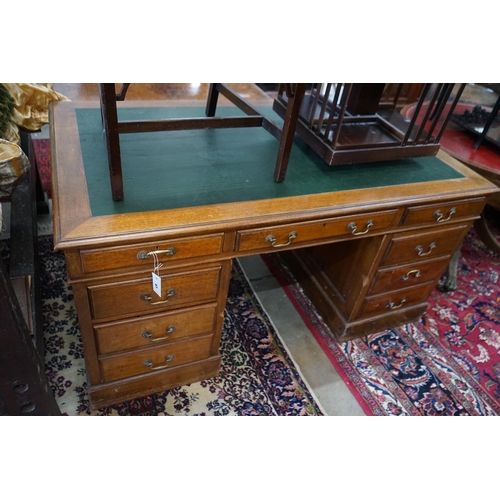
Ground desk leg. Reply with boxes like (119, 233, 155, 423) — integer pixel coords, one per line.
(99, 83, 124, 201)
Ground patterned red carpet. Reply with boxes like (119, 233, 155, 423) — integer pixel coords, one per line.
(263, 218, 500, 416)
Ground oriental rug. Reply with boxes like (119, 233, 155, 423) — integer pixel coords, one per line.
(28, 237, 322, 416)
(262, 219, 500, 416)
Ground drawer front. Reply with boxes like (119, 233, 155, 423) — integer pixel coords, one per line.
(358, 283, 434, 320)
(99, 334, 214, 383)
(80, 234, 224, 274)
(236, 210, 399, 253)
(88, 266, 222, 320)
(94, 304, 218, 355)
(368, 256, 450, 295)
(401, 197, 486, 227)
(381, 224, 468, 267)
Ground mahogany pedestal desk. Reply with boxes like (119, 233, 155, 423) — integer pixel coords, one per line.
(50, 100, 499, 410)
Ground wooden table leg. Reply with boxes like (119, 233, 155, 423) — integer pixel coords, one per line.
(273, 83, 307, 183)
(205, 83, 220, 117)
(99, 83, 124, 201)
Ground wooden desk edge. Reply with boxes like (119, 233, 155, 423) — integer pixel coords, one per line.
(50, 102, 500, 250)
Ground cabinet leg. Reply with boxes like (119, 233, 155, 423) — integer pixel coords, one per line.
(438, 247, 460, 292)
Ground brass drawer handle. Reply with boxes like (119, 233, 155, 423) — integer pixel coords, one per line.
(137, 247, 177, 260)
(434, 207, 456, 223)
(347, 219, 374, 236)
(415, 242, 436, 256)
(265, 231, 297, 248)
(142, 325, 176, 342)
(401, 269, 421, 281)
(387, 298, 407, 310)
(143, 354, 174, 371)
(140, 288, 176, 305)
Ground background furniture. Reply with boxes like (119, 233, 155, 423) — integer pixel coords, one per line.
(0, 133, 60, 415)
(402, 84, 500, 257)
(273, 83, 465, 168)
(3, 133, 44, 356)
(451, 84, 500, 151)
(99, 83, 306, 200)
(50, 100, 498, 409)
(0, 256, 60, 415)
(99, 83, 467, 196)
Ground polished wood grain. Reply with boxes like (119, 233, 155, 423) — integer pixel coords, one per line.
(89, 356, 221, 409)
(79, 233, 224, 275)
(358, 282, 435, 320)
(94, 303, 217, 355)
(368, 256, 451, 295)
(235, 209, 399, 253)
(88, 265, 223, 320)
(99, 333, 215, 383)
(400, 197, 487, 227)
(381, 224, 470, 267)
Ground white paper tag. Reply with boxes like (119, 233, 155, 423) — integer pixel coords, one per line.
(152, 272, 162, 297)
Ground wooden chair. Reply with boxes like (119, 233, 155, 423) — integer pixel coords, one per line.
(99, 83, 307, 200)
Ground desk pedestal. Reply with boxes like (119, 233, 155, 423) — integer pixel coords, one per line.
(280, 211, 473, 342)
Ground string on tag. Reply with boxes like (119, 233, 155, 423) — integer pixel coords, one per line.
(152, 252, 163, 275)
(151, 252, 163, 297)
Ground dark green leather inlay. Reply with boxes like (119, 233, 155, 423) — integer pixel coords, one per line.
(75, 106, 464, 216)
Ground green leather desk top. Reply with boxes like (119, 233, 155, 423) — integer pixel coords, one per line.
(75, 106, 464, 217)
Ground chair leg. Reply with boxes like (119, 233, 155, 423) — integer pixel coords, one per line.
(99, 83, 124, 201)
(273, 83, 307, 183)
(205, 83, 220, 117)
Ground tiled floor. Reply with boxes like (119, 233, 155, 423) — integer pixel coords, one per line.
(238, 254, 366, 415)
(20, 83, 500, 415)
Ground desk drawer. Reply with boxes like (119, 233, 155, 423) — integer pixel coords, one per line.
(236, 210, 399, 253)
(401, 198, 486, 227)
(94, 304, 218, 355)
(88, 266, 222, 320)
(380, 224, 468, 267)
(79, 234, 224, 274)
(358, 282, 434, 320)
(99, 333, 214, 383)
(368, 256, 450, 295)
